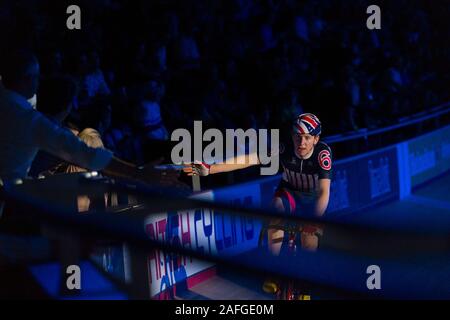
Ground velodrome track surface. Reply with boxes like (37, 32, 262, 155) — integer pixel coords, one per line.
(339, 172, 450, 232)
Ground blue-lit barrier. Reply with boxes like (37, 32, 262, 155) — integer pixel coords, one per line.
(328, 146, 399, 215)
(398, 125, 450, 196)
(140, 186, 269, 298)
(86, 189, 265, 298)
(142, 208, 264, 298)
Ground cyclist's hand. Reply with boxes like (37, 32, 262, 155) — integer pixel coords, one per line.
(182, 162, 210, 177)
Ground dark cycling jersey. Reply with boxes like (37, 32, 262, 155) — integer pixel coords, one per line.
(270, 139, 332, 216)
(277, 140, 333, 196)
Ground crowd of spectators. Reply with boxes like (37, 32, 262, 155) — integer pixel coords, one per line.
(1, 0, 449, 167)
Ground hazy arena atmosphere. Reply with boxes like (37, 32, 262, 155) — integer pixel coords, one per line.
(1, 0, 450, 307)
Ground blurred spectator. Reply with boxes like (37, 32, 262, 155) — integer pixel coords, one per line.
(84, 50, 111, 98)
(134, 80, 169, 141)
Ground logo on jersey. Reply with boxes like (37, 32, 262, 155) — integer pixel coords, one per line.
(318, 150, 332, 170)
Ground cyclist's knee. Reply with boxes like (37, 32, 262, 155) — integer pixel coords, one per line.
(273, 189, 296, 214)
(272, 197, 285, 213)
(301, 233, 319, 251)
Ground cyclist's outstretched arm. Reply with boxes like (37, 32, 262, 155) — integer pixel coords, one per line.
(183, 152, 260, 176)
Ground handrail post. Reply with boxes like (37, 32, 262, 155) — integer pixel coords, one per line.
(192, 176, 201, 192)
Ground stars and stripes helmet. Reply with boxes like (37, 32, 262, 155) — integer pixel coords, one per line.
(292, 113, 322, 136)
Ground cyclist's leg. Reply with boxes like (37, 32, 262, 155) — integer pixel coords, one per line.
(262, 190, 296, 296)
(300, 231, 319, 251)
(267, 197, 285, 256)
(268, 189, 296, 255)
(294, 195, 322, 252)
(301, 224, 323, 251)
(262, 214, 284, 295)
